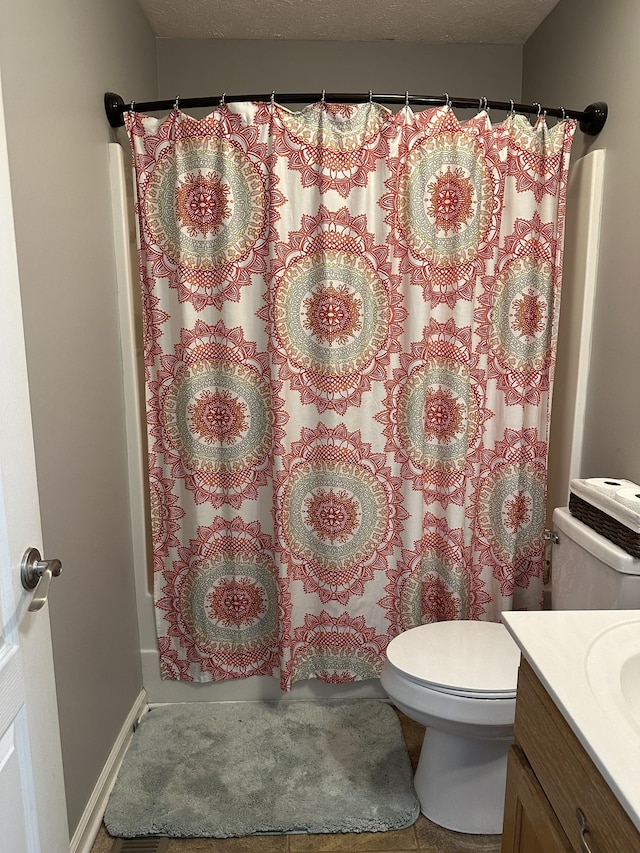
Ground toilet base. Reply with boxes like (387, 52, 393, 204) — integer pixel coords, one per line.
(414, 727, 511, 834)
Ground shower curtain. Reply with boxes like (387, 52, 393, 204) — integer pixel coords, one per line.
(126, 101, 575, 688)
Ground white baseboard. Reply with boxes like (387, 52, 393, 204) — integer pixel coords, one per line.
(70, 689, 148, 853)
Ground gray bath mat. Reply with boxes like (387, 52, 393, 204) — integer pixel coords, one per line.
(104, 699, 419, 838)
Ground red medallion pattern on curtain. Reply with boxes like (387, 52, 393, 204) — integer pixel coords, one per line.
(126, 101, 575, 689)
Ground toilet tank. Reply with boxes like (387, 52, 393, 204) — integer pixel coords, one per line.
(552, 507, 640, 609)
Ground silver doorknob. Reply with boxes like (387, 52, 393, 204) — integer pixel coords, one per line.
(21, 547, 62, 612)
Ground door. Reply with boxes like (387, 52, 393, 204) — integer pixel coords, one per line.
(501, 745, 573, 853)
(0, 67, 68, 852)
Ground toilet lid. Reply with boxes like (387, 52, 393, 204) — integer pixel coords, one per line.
(385, 621, 520, 698)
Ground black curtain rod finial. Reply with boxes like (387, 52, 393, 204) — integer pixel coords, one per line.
(105, 92, 126, 128)
(579, 101, 608, 136)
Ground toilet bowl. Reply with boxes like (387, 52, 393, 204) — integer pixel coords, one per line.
(380, 620, 521, 834)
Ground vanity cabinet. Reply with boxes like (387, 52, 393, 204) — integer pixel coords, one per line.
(502, 658, 640, 853)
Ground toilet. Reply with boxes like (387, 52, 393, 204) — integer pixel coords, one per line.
(380, 506, 640, 835)
(381, 620, 520, 834)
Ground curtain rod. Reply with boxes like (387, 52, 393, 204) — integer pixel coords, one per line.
(104, 91, 607, 135)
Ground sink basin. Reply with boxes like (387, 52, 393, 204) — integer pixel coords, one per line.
(621, 652, 640, 730)
(585, 618, 640, 741)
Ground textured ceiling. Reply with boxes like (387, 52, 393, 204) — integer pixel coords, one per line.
(137, 0, 560, 44)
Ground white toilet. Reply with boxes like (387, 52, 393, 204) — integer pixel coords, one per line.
(381, 505, 640, 835)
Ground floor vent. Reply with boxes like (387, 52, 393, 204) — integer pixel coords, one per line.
(110, 839, 170, 853)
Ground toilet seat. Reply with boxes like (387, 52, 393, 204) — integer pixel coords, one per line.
(385, 621, 520, 699)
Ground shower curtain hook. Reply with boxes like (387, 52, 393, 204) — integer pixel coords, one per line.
(220, 92, 226, 106)
(560, 106, 566, 121)
(369, 90, 373, 103)
(129, 101, 135, 114)
(405, 90, 410, 107)
(483, 96, 490, 113)
(174, 95, 180, 111)
(443, 92, 451, 110)
(321, 89, 326, 103)
(509, 99, 515, 117)
(271, 90, 276, 104)
(534, 102, 542, 118)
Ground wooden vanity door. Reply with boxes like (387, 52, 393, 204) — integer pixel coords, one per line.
(502, 745, 573, 853)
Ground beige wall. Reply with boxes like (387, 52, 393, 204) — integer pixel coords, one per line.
(524, 0, 640, 482)
(0, 0, 156, 836)
(157, 39, 523, 108)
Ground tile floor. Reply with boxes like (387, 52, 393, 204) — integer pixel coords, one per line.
(91, 710, 502, 853)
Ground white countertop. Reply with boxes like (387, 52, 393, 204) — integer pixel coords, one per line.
(502, 610, 640, 832)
